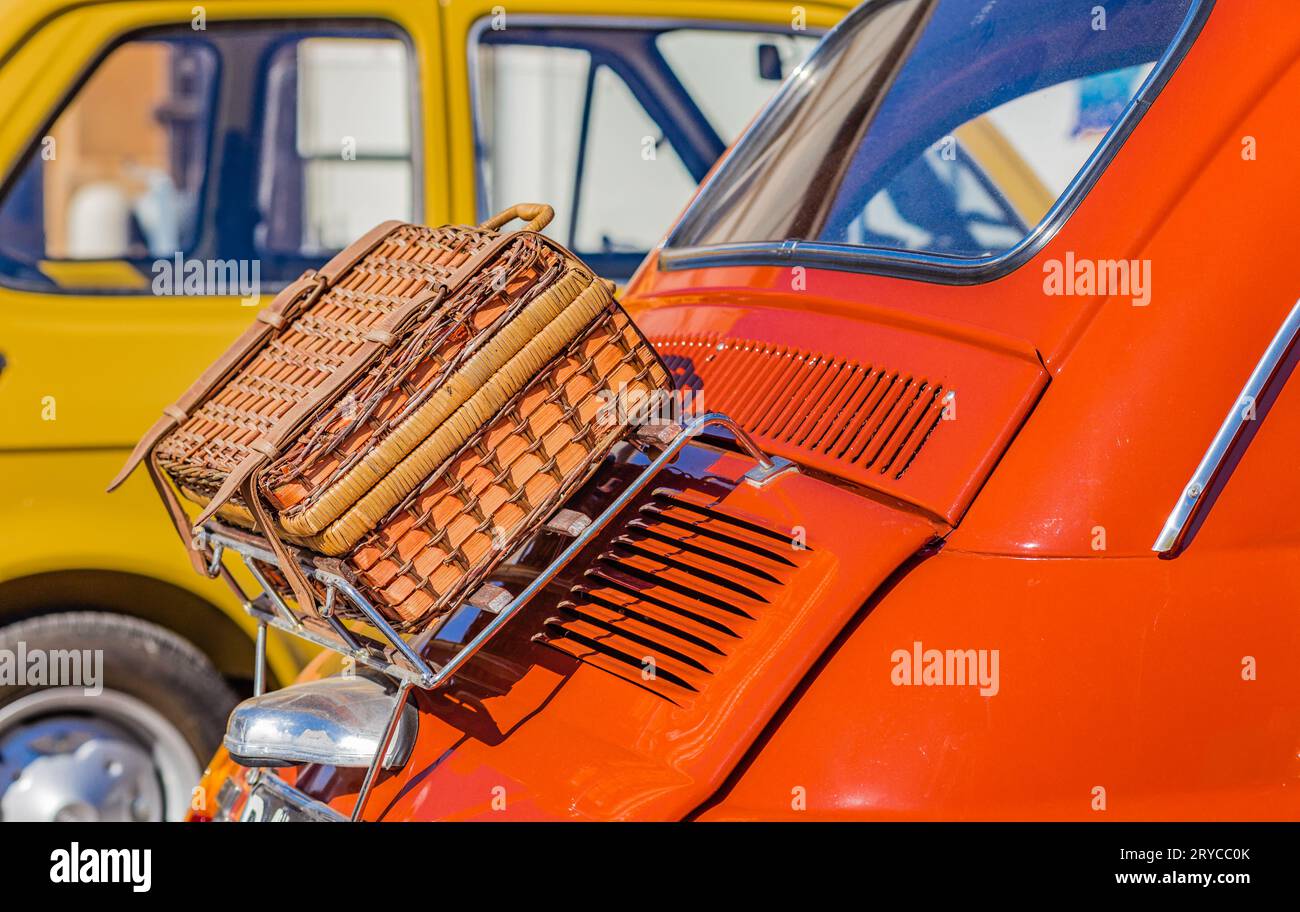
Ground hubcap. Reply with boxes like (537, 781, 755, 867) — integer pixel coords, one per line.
(0, 688, 201, 822)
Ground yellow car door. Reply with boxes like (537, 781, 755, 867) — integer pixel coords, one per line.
(0, 0, 447, 821)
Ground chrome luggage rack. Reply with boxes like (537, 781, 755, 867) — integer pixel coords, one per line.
(198, 413, 794, 820)
(197, 412, 795, 697)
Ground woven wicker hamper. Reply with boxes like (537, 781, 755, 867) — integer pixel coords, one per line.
(109, 204, 671, 630)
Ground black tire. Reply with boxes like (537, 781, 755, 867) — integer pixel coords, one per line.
(0, 611, 236, 766)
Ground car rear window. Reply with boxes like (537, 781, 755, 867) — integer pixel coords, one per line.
(665, 0, 1208, 273)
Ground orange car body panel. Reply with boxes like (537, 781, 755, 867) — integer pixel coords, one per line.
(655, 1, 1300, 819)
(641, 305, 1048, 524)
(203, 454, 945, 820)
(196, 0, 1300, 820)
(700, 542, 1300, 820)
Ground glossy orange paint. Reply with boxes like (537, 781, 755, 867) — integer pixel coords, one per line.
(638, 298, 1048, 525)
(646, 1, 1300, 819)
(200, 0, 1300, 820)
(322, 454, 943, 820)
(699, 541, 1300, 820)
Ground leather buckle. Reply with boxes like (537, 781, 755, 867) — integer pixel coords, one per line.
(303, 271, 329, 305)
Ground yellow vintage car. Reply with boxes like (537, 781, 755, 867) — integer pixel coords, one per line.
(0, 0, 843, 820)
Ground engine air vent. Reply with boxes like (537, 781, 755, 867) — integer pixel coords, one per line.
(539, 487, 806, 703)
(653, 334, 947, 483)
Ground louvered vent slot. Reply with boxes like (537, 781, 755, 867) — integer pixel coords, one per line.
(654, 335, 946, 481)
(539, 487, 804, 703)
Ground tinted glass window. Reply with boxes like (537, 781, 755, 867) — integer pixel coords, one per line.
(655, 30, 818, 144)
(0, 22, 417, 293)
(475, 43, 697, 264)
(474, 24, 818, 281)
(668, 0, 1200, 262)
(258, 37, 413, 258)
(0, 39, 216, 287)
(572, 66, 698, 254)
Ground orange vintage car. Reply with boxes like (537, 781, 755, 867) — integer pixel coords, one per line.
(194, 0, 1300, 821)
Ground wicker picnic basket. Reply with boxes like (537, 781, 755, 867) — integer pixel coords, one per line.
(109, 204, 672, 631)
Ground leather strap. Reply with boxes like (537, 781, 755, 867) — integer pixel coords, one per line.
(107, 271, 324, 492)
(107, 220, 406, 494)
(181, 227, 534, 613)
(189, 227, 526, 530)
(242, 473, 318, 611)
(310, 218, 407, 288)
(118, 222, 551, 615)
(145, 451, 210, 577)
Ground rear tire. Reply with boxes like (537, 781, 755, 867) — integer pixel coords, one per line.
(0, 611, 238, 821)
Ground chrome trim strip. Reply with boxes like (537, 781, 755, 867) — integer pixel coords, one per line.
(246, 770, 349, 823)
(659, 0, 1216, 286)
(1152, 298, 1300, 553)
(253, 621, 267, 697)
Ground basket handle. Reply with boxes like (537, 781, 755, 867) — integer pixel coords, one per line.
(479, 203, 554, 233)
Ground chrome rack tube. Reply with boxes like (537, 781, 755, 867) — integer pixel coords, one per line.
(351, 681, 413, 822)
(196, 410, 794, 693)
(417, 411, 796, 689)
(196, 526, 441, 688)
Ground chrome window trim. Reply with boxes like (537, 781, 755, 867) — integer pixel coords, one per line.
(465, 13, 826, 224)
(658, 0, 1217, 286)
(1152, 299, 1300, 554)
